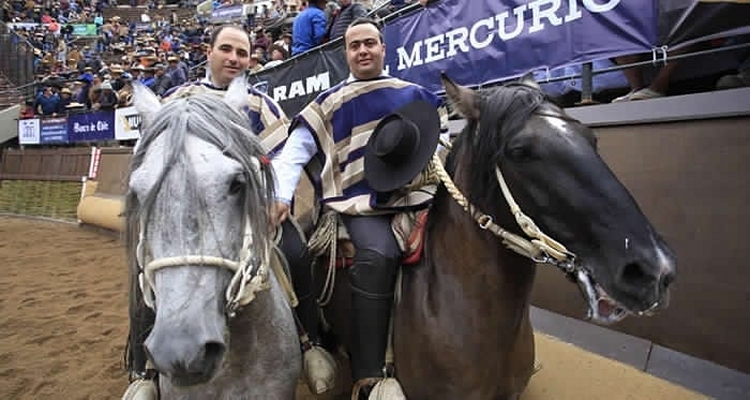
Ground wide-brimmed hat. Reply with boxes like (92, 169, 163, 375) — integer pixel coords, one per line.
(364, 101, 440, 192)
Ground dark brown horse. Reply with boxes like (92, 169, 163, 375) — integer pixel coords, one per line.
(319, 74, 676, 400)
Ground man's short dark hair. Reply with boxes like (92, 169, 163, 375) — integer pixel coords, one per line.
(346, 17, 384, 43)
(209, 24, 248, 48)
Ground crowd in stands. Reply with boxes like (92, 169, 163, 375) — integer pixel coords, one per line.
(4, 0, 434, 118)
(3, 0, 747, 120)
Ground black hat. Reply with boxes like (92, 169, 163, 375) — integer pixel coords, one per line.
(364, 101, 440, 192)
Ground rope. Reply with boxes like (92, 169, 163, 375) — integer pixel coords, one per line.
(307, 211, 339, 307)
(429, 153, 549, 261)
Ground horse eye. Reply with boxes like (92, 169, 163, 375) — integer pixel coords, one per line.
(229, 174, 246, 196)
(507, 146, 534, 162)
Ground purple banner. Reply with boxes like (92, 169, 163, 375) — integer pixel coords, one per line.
(384, 0, 658, 93)
(67, 110, 115, 142)
(40, 117, 68, 144)
(211, 4, 245, 22)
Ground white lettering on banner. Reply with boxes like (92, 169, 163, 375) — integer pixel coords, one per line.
(396, 0, 621, 71)
(445, 28, 470, 58)
(73, 122, 89, 133)
(272, 72, 331, 101)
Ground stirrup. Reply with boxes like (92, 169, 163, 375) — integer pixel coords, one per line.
(351, 376, 406, 400)
(303, 343, 337, 394)
(122, 378, 158, 400)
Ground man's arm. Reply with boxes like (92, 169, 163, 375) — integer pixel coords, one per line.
(270, 124, 318, 224)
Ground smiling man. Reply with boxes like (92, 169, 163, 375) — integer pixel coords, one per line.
(162, 25, 287, 154)
(271, 17, 447, 399)
(126, 24, 337, 397)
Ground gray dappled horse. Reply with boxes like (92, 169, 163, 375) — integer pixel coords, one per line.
(319, 75, 677, 400)
(124, 80, 300, 399)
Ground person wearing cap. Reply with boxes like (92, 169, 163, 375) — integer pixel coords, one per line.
(55, 86, 73, 114)
(95, 80, 119, 110)
(247, 53, 264, 74)
(149, 63, 172, 97)
(166, 55, 187, 86)
(139, 66, 156, 87)
(109, 65, 126, 91)
(271, 17, 447, 399)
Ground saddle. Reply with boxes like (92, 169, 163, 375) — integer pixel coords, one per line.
(309, 209, 430, 269)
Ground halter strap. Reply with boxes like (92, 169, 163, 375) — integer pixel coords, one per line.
(136, 214, 270, 318)
(433, 134, 577, 273)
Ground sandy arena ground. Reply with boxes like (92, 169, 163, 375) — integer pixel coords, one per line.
(0, 216, 705, 400)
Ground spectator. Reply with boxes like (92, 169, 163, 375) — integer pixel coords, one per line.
(327, 0, 367, 42)
(166, 56, 187, 86)
(247, 53, 264, 73)
(253, 27, 271, 55)
(55, 87, 74, 114)
(292, 0, 327, 56)
(264, 44, 288, 68)
(33, 86, 59, 116)
(611, 46, 694, 102)
(95, 81, 119, 110)
(20, 99, 36, 119)
(150, 64, 173, 97)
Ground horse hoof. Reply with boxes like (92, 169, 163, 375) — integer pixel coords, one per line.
(303, 345, 338, 394)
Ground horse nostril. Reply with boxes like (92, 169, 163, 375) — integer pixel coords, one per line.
(202, 341, 226, 368)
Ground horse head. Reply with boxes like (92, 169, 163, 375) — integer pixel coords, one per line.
(441, 73, 676, 325)
(126, 79, 276, 386)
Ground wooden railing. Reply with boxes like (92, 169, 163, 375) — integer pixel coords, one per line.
(0, 147, 91, 181)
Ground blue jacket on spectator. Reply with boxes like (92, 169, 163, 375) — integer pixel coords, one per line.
(292, 4, 327, 56)
(34, 91, 60, 116)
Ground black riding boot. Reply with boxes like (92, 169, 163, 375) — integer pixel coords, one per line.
(281, 221, 337, 394)
(348, 249, 399, 386)
(279, 220, 320, 340)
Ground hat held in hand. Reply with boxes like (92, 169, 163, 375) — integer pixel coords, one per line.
(365, 100, 440, 192)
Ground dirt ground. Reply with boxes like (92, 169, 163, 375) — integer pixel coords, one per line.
(0, 217, 128, 399)
(0, 216, 705, 400)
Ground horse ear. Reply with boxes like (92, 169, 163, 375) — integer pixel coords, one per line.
(519, 72, 540, 89)
(441, 72, 480, 120)
(224, 77, 248, 112)
(132, 82, 162, 125)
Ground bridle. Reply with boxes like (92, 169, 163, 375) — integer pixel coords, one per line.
(136, 213, 271, 318)
(432, 118, 645, 324)
(432, 130, 577, 274)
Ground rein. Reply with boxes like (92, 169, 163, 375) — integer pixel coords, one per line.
(433, 129, 577, 273)
(136, 214, 271, 318)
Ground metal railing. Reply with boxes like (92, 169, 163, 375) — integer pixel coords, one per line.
(0, 22, 37, 99)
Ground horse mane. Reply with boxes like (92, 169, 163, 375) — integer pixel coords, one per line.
(122, 93, 276, 373)
(445, 83, 546, 208)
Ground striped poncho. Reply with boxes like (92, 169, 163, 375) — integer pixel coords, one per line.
(293, 76, 448, 215)
(163, 81, 289, 155)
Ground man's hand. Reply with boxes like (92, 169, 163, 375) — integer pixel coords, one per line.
(271, 201, 290, 226)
